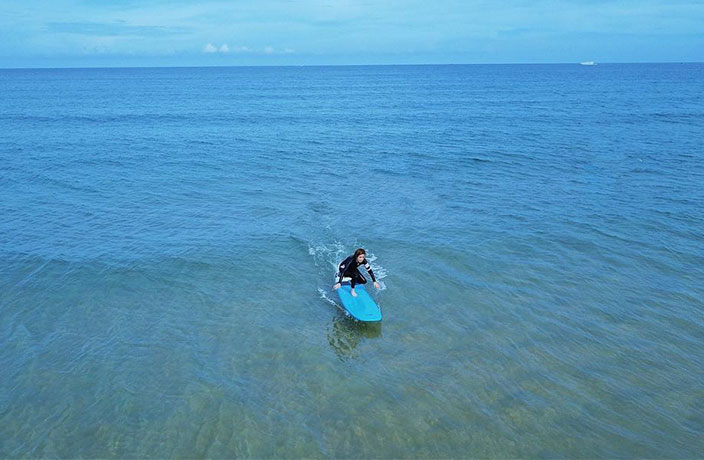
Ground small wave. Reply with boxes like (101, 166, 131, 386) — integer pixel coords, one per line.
(308, 241, 347, 273)
(318, 288, 355, 320)
(318, 288, 340, 307)
(362, 251, 388, 290)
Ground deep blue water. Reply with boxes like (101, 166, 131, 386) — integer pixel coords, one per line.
(1, 64, 703, 458)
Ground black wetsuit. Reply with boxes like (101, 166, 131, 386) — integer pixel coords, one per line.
(336, 255, 377, 289)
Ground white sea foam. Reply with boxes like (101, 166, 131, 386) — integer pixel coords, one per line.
(362, 250, 388, 290)
(317, 287, 339, 307)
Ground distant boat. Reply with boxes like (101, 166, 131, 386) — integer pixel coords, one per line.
(580, 61, 597, 66)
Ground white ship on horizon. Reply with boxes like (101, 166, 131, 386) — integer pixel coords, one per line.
(580, 61, 597, 66)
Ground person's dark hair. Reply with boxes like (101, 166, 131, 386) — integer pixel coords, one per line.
(353, 248, 366, 259)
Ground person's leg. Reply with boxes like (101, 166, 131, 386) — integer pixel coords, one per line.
(351, 272, 367, 289)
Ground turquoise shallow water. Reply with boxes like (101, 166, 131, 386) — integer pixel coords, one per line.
(1, 64, 703, 457)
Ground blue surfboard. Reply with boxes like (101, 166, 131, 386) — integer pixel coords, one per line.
(337, 283, 382, 322)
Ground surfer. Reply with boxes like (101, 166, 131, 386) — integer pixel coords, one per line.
(333, 248, 380, 297)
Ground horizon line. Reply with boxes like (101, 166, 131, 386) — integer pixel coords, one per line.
(1, 60, 702, 71)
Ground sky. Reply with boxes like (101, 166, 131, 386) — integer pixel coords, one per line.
(1, 0, 703, 68)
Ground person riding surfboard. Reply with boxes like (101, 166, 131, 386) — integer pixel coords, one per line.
(333, 248, 380, 297)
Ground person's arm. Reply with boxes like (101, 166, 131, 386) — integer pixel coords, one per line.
(364, 260, 377, 283)
(335, 256, 351, 286)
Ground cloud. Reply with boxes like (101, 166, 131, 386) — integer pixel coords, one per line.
(259, 46, 294, 55)
(204, 43, 238, 53)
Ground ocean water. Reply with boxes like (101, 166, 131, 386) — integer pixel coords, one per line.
(1, 64, 703, 458)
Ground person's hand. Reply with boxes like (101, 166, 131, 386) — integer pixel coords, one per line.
(374, 282, 380, 290)
(333, 283, 341, 290)
(351, 289, 358, 297)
